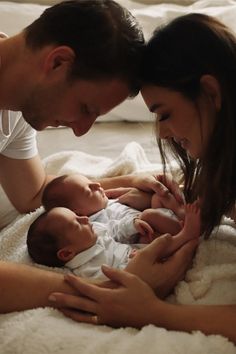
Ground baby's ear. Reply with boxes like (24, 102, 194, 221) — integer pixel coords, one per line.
(57, 247, 75, 262)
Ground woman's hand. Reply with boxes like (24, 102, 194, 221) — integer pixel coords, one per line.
(49, 267, 162, 328)
(125, 235, 198, 298)
(48, 235, 198, 325)
(155, 173, 185, 204)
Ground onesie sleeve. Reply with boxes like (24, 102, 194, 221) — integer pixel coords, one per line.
(1, 113, 38, 159)
(107, 213, 140, 244)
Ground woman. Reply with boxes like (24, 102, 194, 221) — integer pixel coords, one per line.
(48, 14, 236, 343)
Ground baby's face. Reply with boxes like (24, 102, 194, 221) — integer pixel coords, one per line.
(63, 175, 108, 216)
(46, 207, 97, 253)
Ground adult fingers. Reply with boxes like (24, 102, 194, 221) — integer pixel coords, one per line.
(139, 233, 172, 261)
(164, 238, 198, 278)
(60, 308, 100, 325)
(49, 274, 107, 307)
(63, 274, 114, 300)
(48, 291, 97, 313)
(150, 179, 170, 196)
(156, 174, 185, 203)
(101, 264, 138, 288)
(154, 239, 198, 298)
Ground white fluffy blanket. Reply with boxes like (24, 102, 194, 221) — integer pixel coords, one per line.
(0, 142, 236, 353)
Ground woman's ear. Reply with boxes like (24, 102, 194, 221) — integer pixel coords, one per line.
(57, 247, 75, 262)
(43, 46, 75, 75)
(200, 74, 222, 112)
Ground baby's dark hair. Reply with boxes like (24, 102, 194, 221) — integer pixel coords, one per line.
(27, 212, 65, 267)
(42, 175, 69, 210)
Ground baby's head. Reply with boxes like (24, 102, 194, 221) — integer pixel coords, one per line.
(42, 174, 108, 215)
(27, 207, 97, 267)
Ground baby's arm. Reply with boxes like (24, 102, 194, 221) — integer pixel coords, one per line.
(129, 202, 201, 260)
(140, 208, 182, 236)
(106, 216, 138, 244)
(106, 211, 151, 244)
(133, 218, 154, 244)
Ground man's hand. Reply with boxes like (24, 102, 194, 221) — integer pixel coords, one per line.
(106, 187, 152, 211)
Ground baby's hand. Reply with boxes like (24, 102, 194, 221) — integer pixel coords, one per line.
(134, 218, 154, 243)
(129, 249, 138, 259)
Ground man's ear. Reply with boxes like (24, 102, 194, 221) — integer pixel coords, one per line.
(57, 247, 75, 262)
(43, 46, 75, 75)
(200, 74, 221, 112)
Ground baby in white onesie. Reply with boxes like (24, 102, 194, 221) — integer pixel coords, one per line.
(27, 174, 200, 279)
(41, 173, 186, 242)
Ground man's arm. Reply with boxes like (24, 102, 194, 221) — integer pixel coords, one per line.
(0, 154, 54, 212)
(0, 261, 74, 313)
(97, 173, 184, 203)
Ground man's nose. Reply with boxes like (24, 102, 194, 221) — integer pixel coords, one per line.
(71, 113, 98, 137)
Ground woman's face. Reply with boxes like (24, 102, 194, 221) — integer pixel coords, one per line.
(141, 85, 216, 159)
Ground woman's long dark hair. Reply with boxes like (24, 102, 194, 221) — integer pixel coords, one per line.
(142, 14, 236, 237)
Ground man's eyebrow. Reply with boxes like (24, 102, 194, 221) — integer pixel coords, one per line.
(149, 103, 163, 112)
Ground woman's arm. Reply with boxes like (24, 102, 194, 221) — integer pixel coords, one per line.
(50, 267, 236, 344)
(161, 302, 236, 343)
(48, 234, 198, 311)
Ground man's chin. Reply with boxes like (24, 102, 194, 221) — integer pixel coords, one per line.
(23, 115, 46, 131)
(28, 121, 48, 131)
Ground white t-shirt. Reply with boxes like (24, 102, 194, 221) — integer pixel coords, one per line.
(0, 110, 38, 229)
(0, 32, 38, 228)
(0, 109, 37, 159)
(0, 32, 37, 159)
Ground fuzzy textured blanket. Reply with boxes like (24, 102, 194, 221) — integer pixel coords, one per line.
(0, 142, 236, 353)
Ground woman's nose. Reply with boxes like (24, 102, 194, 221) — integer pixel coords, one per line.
(158, 122, 171, 140)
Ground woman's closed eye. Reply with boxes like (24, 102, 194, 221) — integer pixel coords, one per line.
(156, 112, 170, 122)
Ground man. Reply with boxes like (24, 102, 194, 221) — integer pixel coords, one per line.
(0, 0, 143, 216)
(0, 0, 195, 315)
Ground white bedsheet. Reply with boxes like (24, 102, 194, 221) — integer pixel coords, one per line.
(0, 0, 236, 122)
(0, 142, 236, 353)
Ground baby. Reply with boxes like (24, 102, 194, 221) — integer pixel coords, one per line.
(41, 174, 186, 243)
(27, 203, 200, 280)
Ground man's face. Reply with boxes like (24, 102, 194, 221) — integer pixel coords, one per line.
(21, 78, 130, 136)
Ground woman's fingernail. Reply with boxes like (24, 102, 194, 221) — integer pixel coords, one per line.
(48, 295, 56, 302)
(102, 264, 111, 271)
